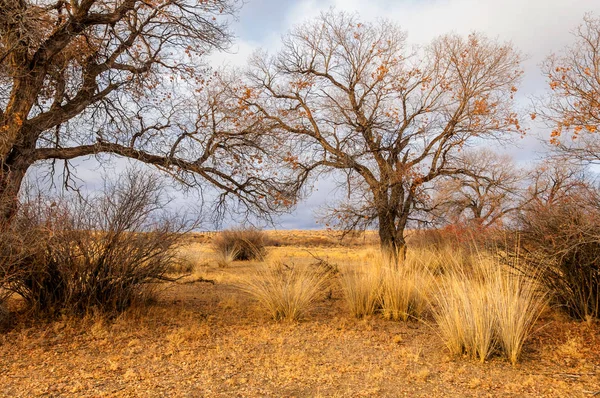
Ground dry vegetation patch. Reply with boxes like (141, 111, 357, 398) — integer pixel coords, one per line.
(212, 229, 267, 266)
(1, 231, 599, 397)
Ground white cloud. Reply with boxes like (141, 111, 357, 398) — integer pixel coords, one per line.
(209, 39, 257, 68)
(237, 0, 598, 89)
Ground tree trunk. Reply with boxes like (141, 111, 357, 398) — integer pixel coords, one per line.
(378, 209, 407, 264)
(0, 154, 31, 228)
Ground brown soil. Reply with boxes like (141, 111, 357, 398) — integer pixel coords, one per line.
(0, 238, 599, 397)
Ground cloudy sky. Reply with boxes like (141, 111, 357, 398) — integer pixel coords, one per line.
(204, 0, 598, 229)
(40, 0, 600, 230)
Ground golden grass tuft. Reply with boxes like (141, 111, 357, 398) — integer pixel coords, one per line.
(380, 254, 433, 322)
(431, 253, 547, 364)
(432, 271, 496, 362)
(339, 255, 383, 318)
(214, 245, 241, 268)
(212, 229, 266, 266)
(235, 261, 332, 321)
(491, 263, 548, 365)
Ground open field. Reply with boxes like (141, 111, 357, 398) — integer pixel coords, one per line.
(1, 231, 599, 397)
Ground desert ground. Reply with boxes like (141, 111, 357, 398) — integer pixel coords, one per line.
(0, 230, 599, 397)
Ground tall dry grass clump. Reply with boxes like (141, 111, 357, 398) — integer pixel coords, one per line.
(339, 250, 434, 320)
(212, 228, 266, 266)
(432, 268, 496, 362)
(339, 258, 382, 318)
(236, 261, 332, 321)
(492, 263, 547, 364)
(380, 251, 433, 322)
(431, 252, 547, 364)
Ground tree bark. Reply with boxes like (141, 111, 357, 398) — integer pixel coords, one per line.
(377, 209, 407, 264)
(0, 159, 29, 227)
(0, 132, 36, 227)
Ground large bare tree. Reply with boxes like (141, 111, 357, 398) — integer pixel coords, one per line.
(239, 12, 523, 256)
(0, 0, 300, 226)
(538, 14, 600, 162)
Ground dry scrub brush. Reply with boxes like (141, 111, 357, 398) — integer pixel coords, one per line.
(431, 253, 547, 364)
(0, 217, 35, 320)
(236, 261, 333, 321)
(0, 170, 189, 317)
(519, 191, 600, 322)
(212, 228, 266, 266)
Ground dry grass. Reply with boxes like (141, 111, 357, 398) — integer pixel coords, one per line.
(339, 257, 382, 318)
(431, 253, 548, 364)
(235, 261, 332, 321)
(432, 271, 497, 362)
(380, 254, 433, 322)
(264, 229, 380, 247)
(212, 229, 267, 265)
(168, 252, 198, 274)
(491, 263, 548, 365)
(214, 245, 241, 268)
(0, 231, 598, 396)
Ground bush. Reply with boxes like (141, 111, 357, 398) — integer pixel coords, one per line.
(0, 200, 47, 318)
(212, 228, 266, 265)
(0, 302, 6, 326)
(519, 191, 600, 321)
(1, 171, 187, 317)
(236, 261, 332, 321)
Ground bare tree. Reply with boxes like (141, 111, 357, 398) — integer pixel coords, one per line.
(524, 160, 590, 207)
(538, 14, 600, 162)
(427, 149, 523, 228)
(0, 0, 300, 227)
(239, 11, 523, 257)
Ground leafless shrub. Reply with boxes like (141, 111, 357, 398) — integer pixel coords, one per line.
(2, 170, 189, 317)
(0, 195, 47, 319)
(519, 189, 600, 321)
(212, 228, 266, 265)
